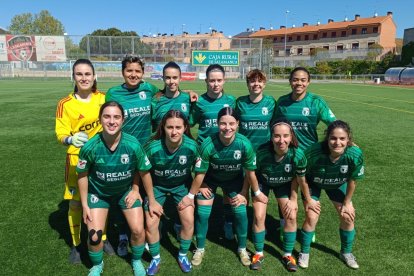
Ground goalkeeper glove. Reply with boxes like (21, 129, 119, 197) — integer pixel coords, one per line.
(66, 132, 89, 148)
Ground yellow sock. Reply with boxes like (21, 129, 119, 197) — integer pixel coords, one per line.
(68, 207, 82, 246)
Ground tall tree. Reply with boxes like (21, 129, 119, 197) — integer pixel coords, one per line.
(8, 10, 64, 35)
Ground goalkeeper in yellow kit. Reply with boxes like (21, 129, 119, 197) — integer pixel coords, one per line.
(55, 59, 115, 264)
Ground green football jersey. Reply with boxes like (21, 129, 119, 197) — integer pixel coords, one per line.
(77, 132, 151, 197)
(151, 91, 191, 131)
(190, 92, 236, 144)
(145, 135, 200, 187)
(195, 133, 256, 185)
(273, 92, 336, 150)
(236, 95, 275, 151)
(256, 143, 307, 187)
(106, 82, 159, 145)
(305, 142, 364, 190)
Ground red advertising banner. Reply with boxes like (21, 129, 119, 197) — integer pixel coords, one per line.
(6, 35, 37, 61)
(181, 72, 196, 81)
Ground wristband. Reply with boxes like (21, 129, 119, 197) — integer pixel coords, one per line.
(254, 190, 262, 196)
(187, 192, 195, 199)
(64, 136, 72, 145)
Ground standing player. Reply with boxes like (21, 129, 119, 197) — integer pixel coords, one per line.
(297, 120, 364, 270)
(151, 62, 191, 131)
(236, 69, 275, 151)
(190, 64, 237, 239)
(77, 101, 163, 276)
(55, 58, 114, 264)
(250, 119, 307, 271)
(273, 66, 336, 239)
(191, 107, 262, 267)
(144, 110, 201, 275)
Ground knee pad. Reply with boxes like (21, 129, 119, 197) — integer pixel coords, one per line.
(88, 229, 103, 246)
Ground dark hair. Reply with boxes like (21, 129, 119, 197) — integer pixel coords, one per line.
(270, 118, 299, 148)
(289, 66, 311, 82)
(152, 110, 194, 140)
(99, 101, 125, 120)
(206, 64, 225, 78)
(72, 59, 97, 92)
(160, 61, 181, 94)
(322, 120, 353, 152)
(246, 69, 267, 84)
(122, 54, 145, 73)
(217, 106, 239, 122)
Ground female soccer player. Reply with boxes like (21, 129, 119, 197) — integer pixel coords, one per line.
(55, 58, 114, 264)
(297, 120, 364, 270)
(190, 64, 237, 240)
(151, 62, 191, 131)
(77, 101, 163, 276)
(191, 107, 262, 267)
(236, 69, 275, 151)
(250, 119, 307, 271)
(144, 110, 201, 275)
(273, 66, 336, 239)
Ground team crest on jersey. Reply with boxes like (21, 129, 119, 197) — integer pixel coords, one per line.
(139, 92, 147, 100)
(77, 159, 87, 169)
(285, 164, 292, 172)
(234, 150, 242, 160)
(121, 154, 129, 164)
(302, 107, 310, 116)
(358, 166, 364, 176)
(340, 165, 348, 174)
(96, 171, 105, 180)
(262, 107, 268, 115)
(179, 155, 187, 165)
(223, 104, 229, 108)
(195, 157, 202, 168)
(90, 194, 99, 204)
(181, 103, 187, 112)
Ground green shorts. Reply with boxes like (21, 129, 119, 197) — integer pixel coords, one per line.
(301, 182, 348, 203)
(144, 184, 188, 211)
(251, 182, 291, 199)
(88, 189, 142, 210)
(196, 179, 243, 200)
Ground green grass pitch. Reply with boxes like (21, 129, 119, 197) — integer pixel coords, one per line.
(0, 78, 413, 275)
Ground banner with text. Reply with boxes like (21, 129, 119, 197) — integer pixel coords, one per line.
(192, 50, 239, 66)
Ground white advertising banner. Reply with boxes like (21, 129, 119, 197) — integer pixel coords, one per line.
(35, 36, 66, 61)
(0, 36, 7, 61)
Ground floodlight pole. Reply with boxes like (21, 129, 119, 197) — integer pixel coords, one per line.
(284, 10, 289, 68)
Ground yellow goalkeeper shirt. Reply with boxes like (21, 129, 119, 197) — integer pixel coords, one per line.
(55, 91, 105, 155)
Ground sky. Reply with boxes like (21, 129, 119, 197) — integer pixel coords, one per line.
(0, 0, 412, 39)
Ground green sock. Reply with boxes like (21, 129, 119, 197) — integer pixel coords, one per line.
(223, 203, 233, 223)
(131, 244, 145, 261)
(301, 229, 314, 253)
(148, 241, 160, 258)
(253, 230, 266, 253)
(233, 205, 248, 249)
(179, 238, 192, 255)
(195, 205, 212, 249)
(340, 228, 356, 254)
(283, 231, 297, 254)
(88, 249, 103, 266)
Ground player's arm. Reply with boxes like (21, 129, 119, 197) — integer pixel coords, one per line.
(124, 172, 142, 208)
(247, 169, 267, 204)
(78, 172, 92, 224)
(140, 170, 163, 217)
(178, 172, 206, 211)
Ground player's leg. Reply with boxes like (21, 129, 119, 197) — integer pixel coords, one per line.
(192, 183, 215, 266)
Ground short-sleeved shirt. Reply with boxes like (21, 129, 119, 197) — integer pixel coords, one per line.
(273, 92, 336, 150)
(195, 133, 256, 186)
(76, 132, 151, 197)
(106, 82, 159, 145)
(305, 142, 364, 190)
(190, 92, 236, 144)
(256, 143, 307, 188)
(151, 91, 191, 131)
(144, 135, 200, 187)
(236, 95, 275, 151)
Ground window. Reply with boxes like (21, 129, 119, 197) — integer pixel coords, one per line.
(322, 32, 327, 38)
(243, 51, 248, 56)
(331, 32, 336, 38)
(297, 35, 301, 41)
(362, 28, 367, 34)
(313, 34, 318, 40)
(305, 35, 309, 40)
(352, 29, 357, 35)
(373, 27, 378, 33)
(368, 42, 375, 47)
(352, 42, 359, 49)
(297, 48, 303, 55)
(323, 45, 329, 50)
(288, 36, 292, 41)
(337, 45, 344, 51)
(341, 31, 347, 37)
(273, 37, 278, 42)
